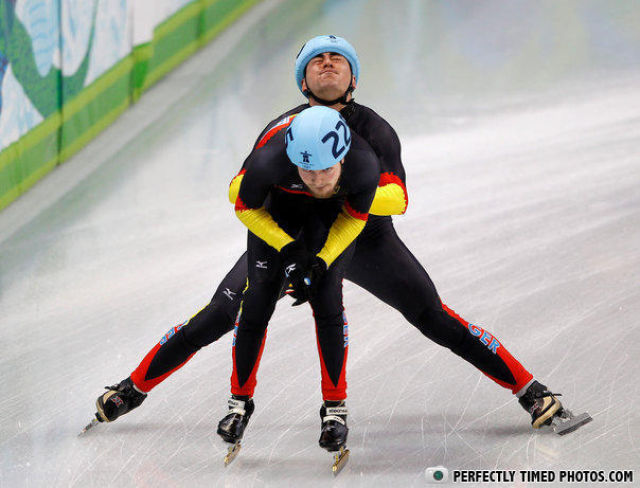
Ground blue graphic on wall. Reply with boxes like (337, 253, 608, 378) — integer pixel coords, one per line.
(0, 0, 100, 149)
(87, 0, 130, 85)
(0, 0, 201, 151)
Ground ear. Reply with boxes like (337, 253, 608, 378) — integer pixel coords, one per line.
(351, 75, 356, 91)
(301, 78, 308, 94)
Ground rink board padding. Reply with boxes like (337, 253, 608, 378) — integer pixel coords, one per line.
(0, 114, 61, 211)
(137, 0, 262, 96)
(0, 0, 263, 212)
(59, 56, 135, 162)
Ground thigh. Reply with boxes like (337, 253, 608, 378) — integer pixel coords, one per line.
(311, 242, 354, 315)
(241, 232, 285, 326)
(209, 252, 248, 312)
(180, 252, 248, 346)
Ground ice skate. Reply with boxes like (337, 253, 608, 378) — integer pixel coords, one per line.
(217, 395, 254, 466)
(519, 381, 592, 435)
(80, 377, 147, 435)
(319, 401, 350, 475)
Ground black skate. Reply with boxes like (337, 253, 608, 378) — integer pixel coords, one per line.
(519, 381, 592, 435)
(217, 395, 254, 466)
(319, 401, 350, 475)
(80, 377, 147, 435)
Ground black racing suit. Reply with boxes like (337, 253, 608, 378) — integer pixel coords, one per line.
(229, 129, 379, 401)
(130, 102, 533, 396)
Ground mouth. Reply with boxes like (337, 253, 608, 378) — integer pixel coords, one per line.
(319, 70, 339, 76)
(310, 184, 335, 198)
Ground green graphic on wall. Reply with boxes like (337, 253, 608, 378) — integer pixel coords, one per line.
(0, 0, 261, 212)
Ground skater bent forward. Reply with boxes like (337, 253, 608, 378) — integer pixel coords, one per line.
(92, 35, 591, 442)
(216, 106, 380, 463)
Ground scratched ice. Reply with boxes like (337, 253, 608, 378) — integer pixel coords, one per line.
(1, 1, 639, 487)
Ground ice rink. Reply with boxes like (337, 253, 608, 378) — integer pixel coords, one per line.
(1, 0, 639, 486)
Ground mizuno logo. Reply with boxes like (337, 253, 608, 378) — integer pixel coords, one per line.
(284, 263, 296, 277)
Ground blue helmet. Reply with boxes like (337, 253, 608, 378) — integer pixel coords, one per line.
(295, 35, 360, 95)
(285, 106, 352, 170)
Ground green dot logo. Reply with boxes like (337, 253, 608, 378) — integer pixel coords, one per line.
(425, 466, 449, 483)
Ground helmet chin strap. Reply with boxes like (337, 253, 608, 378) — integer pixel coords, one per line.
(305, 84, 355, 106)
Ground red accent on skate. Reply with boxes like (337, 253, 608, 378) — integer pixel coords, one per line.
(313, 307, 348, 402)
(130, 343, 196, 393)
(441, 302, 533, 394)
(231, 324, 268, 397)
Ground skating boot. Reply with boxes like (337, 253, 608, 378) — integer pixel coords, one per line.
(519, 380, 592, 435)
(217, 395, 254, 465)
(319, 401, 350, 475)
(80, 377, 147, 434)
(96, 377, 147, 422)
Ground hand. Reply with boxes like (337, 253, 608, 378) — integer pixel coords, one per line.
(280, 242, 329, 306)
(280, 241, 314, 305)
(286, 257, 327, 306)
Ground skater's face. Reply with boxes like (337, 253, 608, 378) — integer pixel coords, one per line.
(298, 161, 343, 198)
(302, 52, 355, 104)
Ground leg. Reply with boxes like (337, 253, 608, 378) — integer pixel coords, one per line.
(308, 245, 353, 454)
(346, 218, 533, 394)
(230, 234, 283, 397)
(95, 254, 249, 423)
(130, 253, 248, 392)
(218, 234, 284, 445)
(309, 246, 353, 402)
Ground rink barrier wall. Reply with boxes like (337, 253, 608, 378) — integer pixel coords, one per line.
(0, 0, 261, 212)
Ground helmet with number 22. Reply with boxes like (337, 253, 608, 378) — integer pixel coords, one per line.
(285, 106, 352, 170)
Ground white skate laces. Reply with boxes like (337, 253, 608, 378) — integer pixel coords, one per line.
(323, 406, 348, 425)
(228, 398, 248, 416)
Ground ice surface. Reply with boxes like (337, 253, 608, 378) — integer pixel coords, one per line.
(1, 0, 639, 486)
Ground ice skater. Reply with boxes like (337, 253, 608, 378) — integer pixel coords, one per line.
(88, 35, 590, 442)
(216, 105, 381, 470)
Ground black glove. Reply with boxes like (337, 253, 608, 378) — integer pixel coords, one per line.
(286, 256, 327, 307)
(280, 241, 314, 305)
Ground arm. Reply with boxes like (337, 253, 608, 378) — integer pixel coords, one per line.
(316, 199, 370, 267)
(228, 111, 302, 205)
(370, 172, 408, 216)
(365, 116, 408, 216)
(316, 144, 380, 267)
(233, 149, 294, 252)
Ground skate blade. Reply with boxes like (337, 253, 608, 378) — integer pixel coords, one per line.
(552, 411, 593, 435)
(78, 418, 100, 437)
(331, 446, 350, 475)
(224, 442, 241, 466)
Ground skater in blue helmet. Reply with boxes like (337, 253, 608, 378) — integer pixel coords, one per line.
(91, 35, 591, 448)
